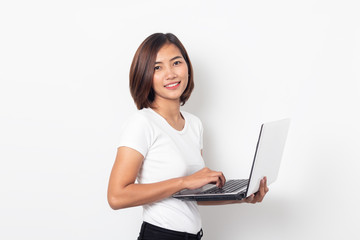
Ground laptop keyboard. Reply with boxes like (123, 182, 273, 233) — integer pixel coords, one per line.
(201, 179, 249, 194)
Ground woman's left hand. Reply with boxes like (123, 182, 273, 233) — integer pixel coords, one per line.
(244, 176, 269, 204)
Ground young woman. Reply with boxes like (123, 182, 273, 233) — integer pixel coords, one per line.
(107, 33, 269, 240)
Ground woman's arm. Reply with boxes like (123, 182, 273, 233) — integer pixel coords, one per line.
(107, 147, 226, 210)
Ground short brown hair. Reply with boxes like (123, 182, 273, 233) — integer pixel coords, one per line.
(129, 33, 194, 110)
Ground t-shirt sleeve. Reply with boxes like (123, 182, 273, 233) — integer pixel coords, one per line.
(118, 113, 153, 158)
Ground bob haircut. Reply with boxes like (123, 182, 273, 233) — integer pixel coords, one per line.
(129, 33, 194, 110)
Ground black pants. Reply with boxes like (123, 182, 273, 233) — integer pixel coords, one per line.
(137, 222, 203, 240)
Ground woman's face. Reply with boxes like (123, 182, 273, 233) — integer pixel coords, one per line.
(152, 43, 188, 104)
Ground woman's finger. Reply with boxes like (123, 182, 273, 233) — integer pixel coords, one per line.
(259, 178, 265, 197)
(257, 177, 269, 202)
(218, 172, 226, 187)
(210, 171, 225, 188)
(246, 195, 254, 203)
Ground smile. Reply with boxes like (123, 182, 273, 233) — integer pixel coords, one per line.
(164, 82, 180, 89)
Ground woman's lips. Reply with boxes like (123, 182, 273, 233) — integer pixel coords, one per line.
(164, 82, 180, 90)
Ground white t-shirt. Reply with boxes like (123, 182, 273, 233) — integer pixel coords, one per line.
(118, 108, 205, 234)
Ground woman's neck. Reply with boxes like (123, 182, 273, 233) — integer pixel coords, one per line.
(151, 99, 184, 129)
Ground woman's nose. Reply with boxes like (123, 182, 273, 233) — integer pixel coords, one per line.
(165, 67, 177, 80)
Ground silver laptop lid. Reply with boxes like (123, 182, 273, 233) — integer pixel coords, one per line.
(246, 118, 290, 197)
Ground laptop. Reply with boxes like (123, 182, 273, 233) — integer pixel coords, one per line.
(172, 118, 290, 201)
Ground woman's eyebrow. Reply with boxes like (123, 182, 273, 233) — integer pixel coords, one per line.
(170, 56, 183, 61)
(155, 56, 183, 65)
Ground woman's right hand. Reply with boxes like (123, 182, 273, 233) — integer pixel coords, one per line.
(182, 167, 226, 190)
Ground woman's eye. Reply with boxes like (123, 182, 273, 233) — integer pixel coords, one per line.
(174, 61, 181, 65)
(154, 66, 160, 70)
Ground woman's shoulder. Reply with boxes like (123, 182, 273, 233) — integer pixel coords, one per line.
(121, 108, 153, 129)
(181, 110, 203, 127)
(124, 108, 153, 119)
(181, 110, 199, 119)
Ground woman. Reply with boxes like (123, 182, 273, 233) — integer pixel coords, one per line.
(107, 33, 269, 240)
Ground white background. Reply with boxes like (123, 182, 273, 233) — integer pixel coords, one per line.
(1, 0, 359, 239)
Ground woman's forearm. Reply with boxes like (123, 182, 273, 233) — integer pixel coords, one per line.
(108, 177, 185, 210)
